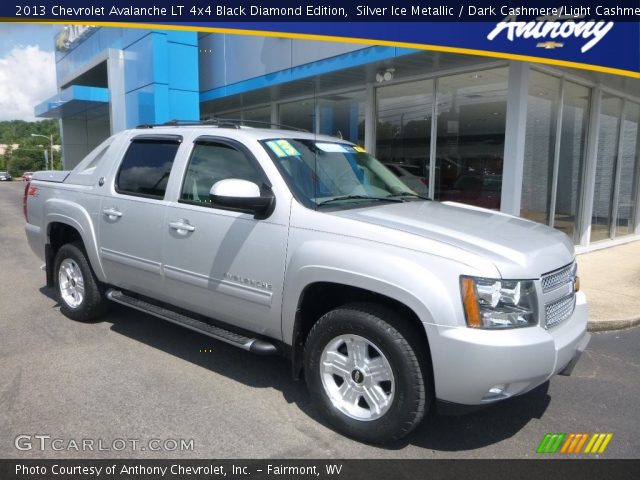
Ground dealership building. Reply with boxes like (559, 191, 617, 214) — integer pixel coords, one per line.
(36, 25, 640, 250)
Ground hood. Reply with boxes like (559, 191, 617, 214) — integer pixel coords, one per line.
(331, 200, 574, 279)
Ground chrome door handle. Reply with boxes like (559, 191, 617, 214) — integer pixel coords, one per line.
(102, 208, 123, 219)
(169, 221, 196, 233)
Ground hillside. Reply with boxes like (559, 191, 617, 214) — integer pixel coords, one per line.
(0, 119, 61, 175)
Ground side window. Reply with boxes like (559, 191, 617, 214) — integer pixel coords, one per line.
(180, 142, 262, 205)
(116, 139, 180, 199)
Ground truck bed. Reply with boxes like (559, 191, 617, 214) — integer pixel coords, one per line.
(32, 171, 71, 183)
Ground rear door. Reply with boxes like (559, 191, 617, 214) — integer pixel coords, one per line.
(99, 134, 181, 299)
(161, 136, 289, 338)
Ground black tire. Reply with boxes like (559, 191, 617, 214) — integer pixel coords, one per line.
(304, 303, 429, 443)
(54, 242, 107, 322)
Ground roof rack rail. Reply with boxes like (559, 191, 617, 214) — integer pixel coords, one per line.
(135, 118, 308, 132)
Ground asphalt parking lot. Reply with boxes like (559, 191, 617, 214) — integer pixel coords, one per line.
(1, 181, 639, 459)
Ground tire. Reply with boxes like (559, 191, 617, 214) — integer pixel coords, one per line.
(54, 242, 107, 322)
(304, 303, 429, 443)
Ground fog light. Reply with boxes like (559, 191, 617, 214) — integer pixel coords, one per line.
(481, 385, 510, 402)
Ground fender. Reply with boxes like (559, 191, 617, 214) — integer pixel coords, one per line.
(44, 198, 106, 282)
(281, 238, 478, 345)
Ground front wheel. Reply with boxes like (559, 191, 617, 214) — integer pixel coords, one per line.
(54, 242, 107, 321)
(304, 303, 429, 443)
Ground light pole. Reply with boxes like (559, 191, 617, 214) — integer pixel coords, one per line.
(31, 133, 54, 170)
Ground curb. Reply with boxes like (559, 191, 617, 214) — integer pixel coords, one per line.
(587, 316, 640, 332)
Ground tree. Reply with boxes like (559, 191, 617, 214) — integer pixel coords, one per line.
(1, 144, 13, 172)
(6, 146, 45, 176)
(0, 119, 61, 172)
(8, 155, 44, 176)
(0, 119, 60, 145)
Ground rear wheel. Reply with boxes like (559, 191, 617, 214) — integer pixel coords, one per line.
(304, 303, 429, 443)
(54, 242, 107, 321)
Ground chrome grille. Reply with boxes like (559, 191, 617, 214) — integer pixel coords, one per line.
(541, 262, 576, 293)
(545, 293, 576, 328)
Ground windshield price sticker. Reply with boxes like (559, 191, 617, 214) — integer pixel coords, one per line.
(265, 140, 299, 157)
(315, 143, 351, 153)
(267, 140, 301, 157)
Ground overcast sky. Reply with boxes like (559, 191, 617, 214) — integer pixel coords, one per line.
(0, 24, 57, 121)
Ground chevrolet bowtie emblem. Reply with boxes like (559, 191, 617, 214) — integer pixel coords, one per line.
(537, 41, 564, 49)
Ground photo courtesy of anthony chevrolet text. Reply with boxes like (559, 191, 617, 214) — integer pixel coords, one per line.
(0, 0, 638, 479)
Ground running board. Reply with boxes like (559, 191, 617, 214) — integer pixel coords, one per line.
(106, 289, 278, 355)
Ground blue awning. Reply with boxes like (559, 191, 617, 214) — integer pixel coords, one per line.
(35, 85, 109, 119)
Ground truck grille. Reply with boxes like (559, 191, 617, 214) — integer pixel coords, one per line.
(545, 293, 576, 328)
(541, 262, 576, 293)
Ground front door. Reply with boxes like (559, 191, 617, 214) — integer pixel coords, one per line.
(162, 138, 288, 338)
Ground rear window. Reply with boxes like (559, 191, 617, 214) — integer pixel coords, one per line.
(116, 138, 180, 199)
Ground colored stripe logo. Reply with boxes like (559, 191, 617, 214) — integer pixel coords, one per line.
(537, 433, 613, 454)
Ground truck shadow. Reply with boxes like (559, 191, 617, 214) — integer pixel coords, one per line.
(39, 286, 58, 302)
(404, 382, 551, 451)
(103, 304, 551, 452)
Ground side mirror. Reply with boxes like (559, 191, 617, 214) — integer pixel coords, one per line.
(209, 179, 275, 219)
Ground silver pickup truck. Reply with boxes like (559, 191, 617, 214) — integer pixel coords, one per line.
(24, 122, 589, 443)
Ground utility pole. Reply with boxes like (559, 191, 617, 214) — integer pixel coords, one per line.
(31, 133, 54, 170)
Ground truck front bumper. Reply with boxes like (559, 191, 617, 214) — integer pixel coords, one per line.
(426, 291, 589, 407)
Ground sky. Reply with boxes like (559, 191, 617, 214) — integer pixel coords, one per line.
(0, 23, 58, 122)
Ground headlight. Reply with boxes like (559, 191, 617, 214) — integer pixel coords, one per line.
(460, 276, 538, 329)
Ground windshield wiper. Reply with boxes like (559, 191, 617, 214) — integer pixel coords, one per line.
(317, 195, 405, 206)
(387, 192, 431, 201)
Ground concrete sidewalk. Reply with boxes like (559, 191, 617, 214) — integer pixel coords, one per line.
(578, 241, 640, 332)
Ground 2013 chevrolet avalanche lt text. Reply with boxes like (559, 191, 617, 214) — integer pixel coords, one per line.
(24, 122, 590, 443)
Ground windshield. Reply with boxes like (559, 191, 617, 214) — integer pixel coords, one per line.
(260, 139, 420, 208)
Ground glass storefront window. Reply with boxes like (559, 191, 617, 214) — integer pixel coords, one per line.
(591, 94, 623, 242)
(554, 82, 590, 240)
(435, 68, 508, 209)
(520, 74, 589, 241)
(211, 66, 640, 247)
(243, 106, 271, 126)
(615, 102, 640, 237)
(521, 71, 561, 225)
(279, 100, 315, 132)
(376, 80, 433, 196)
(218, 110, 242, 121)
(318, 91, 365, 145)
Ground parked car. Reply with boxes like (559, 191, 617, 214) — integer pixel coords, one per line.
(0, 171, 12, 181)
(384, 163, 429, 196)
(440, 174, 502, 210)
(24, 123, 589, 443)
(22, 172, 33, 182)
